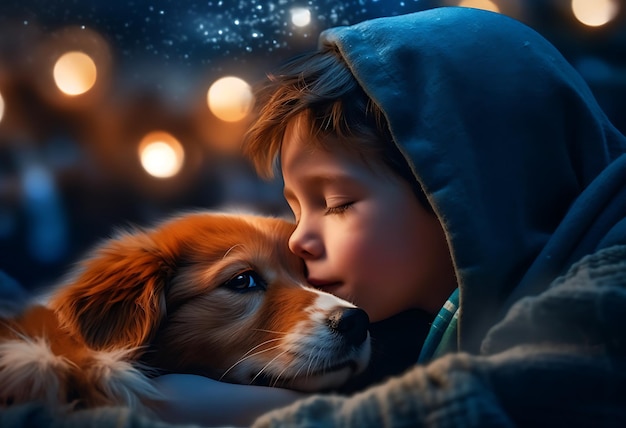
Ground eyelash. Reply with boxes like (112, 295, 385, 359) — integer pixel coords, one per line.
(325, 202, 354, 215)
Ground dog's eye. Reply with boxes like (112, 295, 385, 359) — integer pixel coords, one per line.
(224, 271, 267, 292)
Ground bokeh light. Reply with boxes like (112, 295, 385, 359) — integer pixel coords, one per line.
(0, 90, 5, 124)
(290, 7, 312, 27)
(207, 76, 254, 122)
(138, 131, 185, 178)
(571, 0, 619, 27)
(457, 0, 500, 13)
(53, 51, 98, 96)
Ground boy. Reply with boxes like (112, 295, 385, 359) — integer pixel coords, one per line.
(240, 6, 626, 426)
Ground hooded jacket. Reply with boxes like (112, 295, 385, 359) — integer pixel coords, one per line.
(253, 7, 626, 427)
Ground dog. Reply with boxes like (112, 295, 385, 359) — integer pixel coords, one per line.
(0, 211, 371, 413)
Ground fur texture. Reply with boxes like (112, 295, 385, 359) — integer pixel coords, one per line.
(0, 212, 371, 413)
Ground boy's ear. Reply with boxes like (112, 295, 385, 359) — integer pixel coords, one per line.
(49, 231, 175, 350)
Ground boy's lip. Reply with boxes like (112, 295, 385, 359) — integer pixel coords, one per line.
(307, 278, 342, 290)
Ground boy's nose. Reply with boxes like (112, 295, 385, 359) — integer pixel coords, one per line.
(288, 223, 322, 259)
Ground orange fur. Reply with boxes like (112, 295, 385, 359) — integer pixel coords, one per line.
(0, 211, 371, 414)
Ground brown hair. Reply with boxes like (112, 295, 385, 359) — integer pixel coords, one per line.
(243, 44, 430, 209)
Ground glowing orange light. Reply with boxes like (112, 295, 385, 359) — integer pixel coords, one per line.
(571, 0, 619, 27)
(138, 131, 185, 178)
(458, 0, 500, 13)
(53, 51, 98, 96)
(207, 76, 254, 122)
(0, 91, 4, 124)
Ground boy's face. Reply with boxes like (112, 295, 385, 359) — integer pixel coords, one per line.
(281, 125, 457, 322)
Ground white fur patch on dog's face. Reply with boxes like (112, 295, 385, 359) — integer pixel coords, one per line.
(261, 290, 371, 392)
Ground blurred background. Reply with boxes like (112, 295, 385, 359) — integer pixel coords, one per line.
(0, 0, 625, 292)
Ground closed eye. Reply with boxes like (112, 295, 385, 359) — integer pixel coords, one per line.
(223, 270, 267, 293)
(325, 202, 354, 215)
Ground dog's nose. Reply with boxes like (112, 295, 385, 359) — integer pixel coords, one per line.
(327, 307, 369, 347)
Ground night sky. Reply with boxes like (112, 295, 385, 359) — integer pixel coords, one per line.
(1, 1, 438, 73)
(2, 1, 624, 98)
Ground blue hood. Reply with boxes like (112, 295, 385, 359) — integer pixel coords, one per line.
(320, 7, 626, 352)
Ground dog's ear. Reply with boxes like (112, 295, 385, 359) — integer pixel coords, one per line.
(49, 230, 175, 350)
